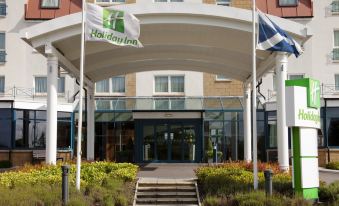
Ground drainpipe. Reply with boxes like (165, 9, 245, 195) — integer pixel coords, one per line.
(324, 98, 330, 163)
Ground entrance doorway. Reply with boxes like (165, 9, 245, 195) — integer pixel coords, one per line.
(135, 119, 202, 163)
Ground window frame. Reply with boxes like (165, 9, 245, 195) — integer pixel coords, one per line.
(0, 0, 6, 17)
(34, 76, 66, 96)
(40, 0, 60, 9)
(278, 0, 298, 7)
(216, 0, 231, 6)
(333, 30, 339, 62)
(153, 75, 185, 96)
(288, 73, 305, 80)
(332, 0, 339, 14)
(0, 76, 4, 93)
(95, 76, 126, 96)
(0, 32, 6, 64)
(215, 74, 231, 82)
(95, 0, 126, 6)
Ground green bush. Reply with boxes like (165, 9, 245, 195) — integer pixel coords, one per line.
(196, 162, 292, 196)
(319, 180, 339, 203)
(326, 162, 339, 170)
(0, 161, 138, 188)
(234, 191, 288, 206)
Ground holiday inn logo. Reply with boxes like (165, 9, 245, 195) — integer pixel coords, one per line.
(309, 79, 320, 109)
(103, 9, 125, 33)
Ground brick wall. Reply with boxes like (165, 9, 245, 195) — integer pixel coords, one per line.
(126, 73, 136, 97)
(231, 0, 252, 10)
(203, 73, 243, 96)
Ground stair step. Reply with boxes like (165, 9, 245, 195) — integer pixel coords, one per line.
(136, 197, 198, 204)
(137, 191, 196, 196)
(138, 186, 196, 191)
(138, 183, 195, 187)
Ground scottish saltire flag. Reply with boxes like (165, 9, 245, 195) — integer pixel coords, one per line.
(257, 10, 303, 57)
(85, 3, 142, 47)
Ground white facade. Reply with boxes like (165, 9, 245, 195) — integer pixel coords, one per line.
(260, 0, 339, 104)
(0, 0, 75, 109)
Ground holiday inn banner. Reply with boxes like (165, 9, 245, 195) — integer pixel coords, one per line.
(85, 3, 143, 47)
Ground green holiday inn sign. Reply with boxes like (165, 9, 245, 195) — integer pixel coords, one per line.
(285, 78, 321, 200)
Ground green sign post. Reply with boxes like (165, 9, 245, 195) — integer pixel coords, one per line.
(285, 78, 320, 200)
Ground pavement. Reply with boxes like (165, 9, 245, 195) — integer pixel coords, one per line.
(319, 167, 339, 184)
(137, 163, 201, 179)
(137, 164, 339, 185)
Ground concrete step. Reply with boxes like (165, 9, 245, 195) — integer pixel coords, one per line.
(136, 197, 198, 204)
(137, 186, 196, 192)
(137, 191, 197, 197)
(135, 205, 199, 206)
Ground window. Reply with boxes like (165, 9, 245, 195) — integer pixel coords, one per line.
(154, 76, 184, 94)
(154, 0, 183, 2)
(34, 76, 65, 94)
(95, 76, 126, 94)
(332, 0, 339, 13)
(0, 76, 4, 93)
(279, 0, 298, 6)
(333, 30, 339, 61)
(112, 76, 125, 93)
(0, 0, 6, 16)
(215, 74, 231, 81)
(216, 0, 231, 6)
(335, 74, 339, 91)
(41, 0, 60, 9)
(0, 32, 5, 63)
(288, 74, 304, 80)
(95, 0, 125, 4)
(96, 79, 109, 93)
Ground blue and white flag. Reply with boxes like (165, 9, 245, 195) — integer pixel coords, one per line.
(257, 10, 303, 57)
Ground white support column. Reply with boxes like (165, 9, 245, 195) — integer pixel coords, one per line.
(243, 83, 252, 162)
(46, 55, 58, 165)
(276, 52, 289, 171)
(87, 87, 95, 160)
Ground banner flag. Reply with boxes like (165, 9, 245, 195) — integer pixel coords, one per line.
(85, 3, 142, 48)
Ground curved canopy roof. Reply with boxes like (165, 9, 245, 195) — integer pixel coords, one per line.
(20, 2, 311, 87)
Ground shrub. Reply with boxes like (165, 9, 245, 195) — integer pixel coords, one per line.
(196, 162, 292, 196)
(319, 180, 339, 203)
(326, 162, 339, 170)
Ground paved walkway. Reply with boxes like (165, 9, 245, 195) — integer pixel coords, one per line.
(319, 167, 339, 184)
(137, 163, 201, 179)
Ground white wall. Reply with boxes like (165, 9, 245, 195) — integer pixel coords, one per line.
(0, 0, 76, 103)
(136, 70, 203, 96)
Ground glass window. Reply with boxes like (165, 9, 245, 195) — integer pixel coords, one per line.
(0, 76, 4, 93)
(112, 76, 125, 93)
(154, 0, 183, 2)
(332, 0, 339, 13)
(328, 118, 339, 146)
(335, 74, 339, 90)
(41, 0, 59, 8)
(35, 77, 47, 93)
(171, 76, 184, 92)
(279, 0, 298, 6)
(155, 76, 168, 92)
(58, 77, 65, 93)
(288, 74, 304, 80)
(0, 32, 5, 63)
(96, 79, 109, 93)
(216, 74, 231, 81)
(216, 0, 231, 6)
(0, 0, 6, 16)
(334, 30, 339, 61)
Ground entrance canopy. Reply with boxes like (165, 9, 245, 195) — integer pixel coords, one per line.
(20, 2, 311, 87)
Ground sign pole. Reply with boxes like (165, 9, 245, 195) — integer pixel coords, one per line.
(75, 0, 86, 191)
(252, 0, 258, 190)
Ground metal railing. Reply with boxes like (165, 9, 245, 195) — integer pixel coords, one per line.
(321, 84, 339, 96)
(0, 86, 72, 102)
(333, 48, 339, 61)
(0, 51, 6, 63)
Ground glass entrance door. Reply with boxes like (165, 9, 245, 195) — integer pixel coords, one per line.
(138, 119, 201, 163)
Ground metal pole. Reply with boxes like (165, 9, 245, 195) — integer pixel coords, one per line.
(264, 169, 273, 196)
(76, 0, 86, 191)
(252, 0, 258, 190)
(62, 165, 70, 205)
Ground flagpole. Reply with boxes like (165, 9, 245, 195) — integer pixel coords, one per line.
(76, 0, 86, 191)
(252, 0, 258, 190)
